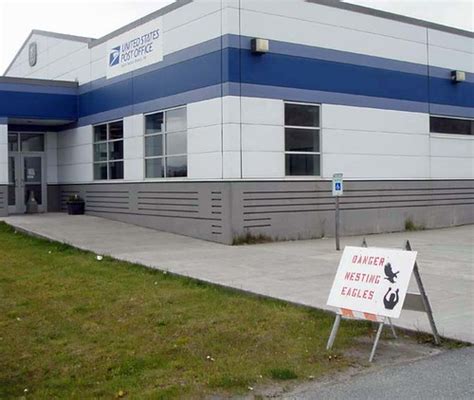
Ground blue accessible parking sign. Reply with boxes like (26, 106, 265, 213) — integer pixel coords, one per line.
(332, 173, 344, 197)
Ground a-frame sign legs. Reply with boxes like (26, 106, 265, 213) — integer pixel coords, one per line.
(326, 314, 341, 350)
(405, 240, 441, 345)
(369, 318, 386, 363)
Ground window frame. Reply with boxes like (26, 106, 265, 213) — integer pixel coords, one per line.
(143, 105, 188, 180)
(284, 101, 322, 177)
(92, 119, 124, 181)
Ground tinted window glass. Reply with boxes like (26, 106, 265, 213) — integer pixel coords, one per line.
(109, 161, 124, 180)
(166, 156, 187, 177)
(94, 163, 108, 180)
(145, 135, 164, 157)
(108, 140, 123, 160)
(285, 154, 320, 176)
(166, 107, 187, 132)
(94, 124, 107, 142)
(94, 143, 108, 162)
(430, 116, 473, 135)
(146, 112, 164, 135)
(285, 128, 319, 152)
(285, 103, 319, 127)
(166, 132, 187, 155)
(109, 121, 123, 140)
(21, 134, 44, 152)
(145, 158, 164, 178)
(8, 134, 18, 152)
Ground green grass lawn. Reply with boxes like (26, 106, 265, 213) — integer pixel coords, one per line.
(0, 222, 371, 399)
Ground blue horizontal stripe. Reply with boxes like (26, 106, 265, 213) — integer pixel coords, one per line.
(78, 50, 223, 118)
(233, 48, 432, 104)
(1, 34, 472, 125)
(0, 90, 77, 120)
(78, 84, 222, 126)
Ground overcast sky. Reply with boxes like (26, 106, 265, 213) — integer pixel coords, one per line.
(0, 0, 473, 74)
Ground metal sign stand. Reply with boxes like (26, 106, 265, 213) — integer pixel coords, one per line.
(326, 238, 440, 362)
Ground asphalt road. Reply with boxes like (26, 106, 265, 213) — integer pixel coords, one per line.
(285, 347, 474, 400)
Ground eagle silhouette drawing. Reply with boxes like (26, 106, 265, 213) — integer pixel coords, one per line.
(384, 263, 399, 283)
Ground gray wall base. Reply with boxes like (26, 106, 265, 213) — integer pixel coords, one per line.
(51, 180, 474, 245)
(0, 185, 7, 217)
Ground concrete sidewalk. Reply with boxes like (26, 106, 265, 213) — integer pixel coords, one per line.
(2, 213, 473, 343)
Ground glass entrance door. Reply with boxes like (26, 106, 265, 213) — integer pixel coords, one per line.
(8, 133, 46, 214)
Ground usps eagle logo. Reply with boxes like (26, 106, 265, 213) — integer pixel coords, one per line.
(109, 46, 121, 67)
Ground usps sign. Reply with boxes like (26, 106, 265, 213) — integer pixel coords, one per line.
(106, 18, 163, 79)
(327, 246, 417, 319)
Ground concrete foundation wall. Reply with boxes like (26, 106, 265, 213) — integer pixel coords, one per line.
(53, 179, 474, 244)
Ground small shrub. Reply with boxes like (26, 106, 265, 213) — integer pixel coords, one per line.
(232, 232, 274, 245)
(405, 218, 425, 232)
(269, 368, 298, 380)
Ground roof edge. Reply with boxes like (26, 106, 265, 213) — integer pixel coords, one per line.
(0, 76, 78, 88)
(89, 0, 193, 48)
(307, 0, 474, 38)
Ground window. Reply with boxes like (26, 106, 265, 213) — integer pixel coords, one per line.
(93, 120, 124, 180)
(284, 102, 321, 176)
(8, 133, 44, 152)
(430, 116, 473, 136)
(144, 106, 187, 178)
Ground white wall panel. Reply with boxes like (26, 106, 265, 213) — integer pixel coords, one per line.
(242, 125, 284, 152)
(124, 114, 143, 138)
(58, 163, 93, 183)
(187, 98, 222, 129)
(188, 125, 222, 154)
(163, 0, 221, 36)
(222, 123, 241, 152)
(123, 136, 144, 161)
(431, 157, 474, 179)
(58, 126, 93, 148)
(241, 97, 283, 125)
(222, 96, 241, 124)
(46, 132, 58, 184)
(222, 151, 241, 178)
(55, 64, 91, 83)
(239, 9, 427, 64)
(323, 130, 430, 156)
(188, 152, 222, 179)
(242, 152, 284, 178)
(322, 104, 429, 134)
(57, 144, 93, 166)
(48, 47, 91, 80)
(240, 0, 427, 43)
(163, 11, 222, 57)
(431, 136, 474, 158)
(323, 154, 429, 179)
(124, 158, 144, 181)
(47, 41, 89, 65)
(90, 58, 106, 81)
(428, 46, 474, 73)
(428, 29, 474, 54)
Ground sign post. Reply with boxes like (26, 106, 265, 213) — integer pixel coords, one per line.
(325, 239, 440, 361)
(332, 173, 344, 251)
